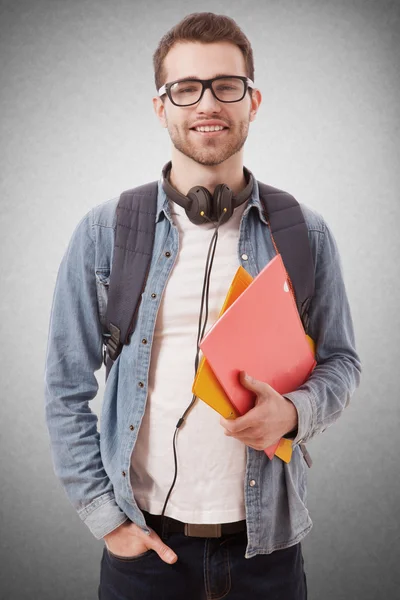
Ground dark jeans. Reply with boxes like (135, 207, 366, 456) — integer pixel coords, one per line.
(98, 518, 307, 600)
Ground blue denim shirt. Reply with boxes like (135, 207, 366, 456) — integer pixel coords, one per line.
(44, 176, 361, 558)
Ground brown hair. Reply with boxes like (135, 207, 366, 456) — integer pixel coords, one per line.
(153, 12, 255, 92)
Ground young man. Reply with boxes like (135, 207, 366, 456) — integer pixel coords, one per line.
(44, 12, 361, 600)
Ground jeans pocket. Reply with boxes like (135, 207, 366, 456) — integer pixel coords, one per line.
(106, 546, 154, 563)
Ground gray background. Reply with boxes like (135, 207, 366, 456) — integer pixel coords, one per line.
(1, 0, 399, 598)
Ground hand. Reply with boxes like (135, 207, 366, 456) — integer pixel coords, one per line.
(103, 520, 178, 564)
(220, 371, 298, 451)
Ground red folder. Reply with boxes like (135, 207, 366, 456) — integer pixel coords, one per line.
(199, 254, 316, 456)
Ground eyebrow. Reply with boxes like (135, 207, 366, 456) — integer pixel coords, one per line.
(173, 73, 240, 81)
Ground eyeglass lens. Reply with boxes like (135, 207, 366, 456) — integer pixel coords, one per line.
(170, 78, 245, 105)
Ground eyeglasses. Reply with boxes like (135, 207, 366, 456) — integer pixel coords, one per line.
(158, 76, 254, 107)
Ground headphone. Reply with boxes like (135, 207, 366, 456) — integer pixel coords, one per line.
(161, 161, 254, 225)
(159, 159, 255, 522)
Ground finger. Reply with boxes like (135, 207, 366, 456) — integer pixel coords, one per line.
(223, 427, 260, 442)
(222, 422, 255, 437)
(220, 404, 263, 434)
(227, 432, 280, 451)
(239, 371, 275, 395)
(221, 415, 253, 434)
(147, 529, 178, 564)
(225, 430, 266, 449)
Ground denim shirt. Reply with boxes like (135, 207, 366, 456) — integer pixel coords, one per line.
(44, 176, 361, 558)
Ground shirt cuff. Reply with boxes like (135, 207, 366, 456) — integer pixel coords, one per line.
(78, 493, 129, 540)
(283, 389, 316, 446)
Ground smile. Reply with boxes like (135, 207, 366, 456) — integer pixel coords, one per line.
(190, 128, 229, 136)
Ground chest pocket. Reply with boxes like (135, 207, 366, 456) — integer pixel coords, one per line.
(95, 269, 110, 329)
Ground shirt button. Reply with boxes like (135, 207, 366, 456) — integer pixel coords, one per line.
(142, 338, 148, 344)
(122, 471, 126, 477)
(165, 251, 171, 257)
(241, 253, 248, 261)
(129, 425, 135, 431)
(151, 293, 157, 298)
(138, 381, 144, 388)
(249, 479, 256, 487)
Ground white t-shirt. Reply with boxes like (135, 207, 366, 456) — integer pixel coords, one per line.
(130, 198, 248, 523)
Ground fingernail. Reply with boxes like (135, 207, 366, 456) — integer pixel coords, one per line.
(167, 551, 177, 563)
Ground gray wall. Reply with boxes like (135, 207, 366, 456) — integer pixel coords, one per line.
(1, 0, 399, 598)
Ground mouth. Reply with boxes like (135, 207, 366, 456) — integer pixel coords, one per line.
(190, 127, 229, 137)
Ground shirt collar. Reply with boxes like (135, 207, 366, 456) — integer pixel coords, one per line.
(156, 170, 268, 225)
(156, 178, 172, 223)
(242, 176, 269, 224)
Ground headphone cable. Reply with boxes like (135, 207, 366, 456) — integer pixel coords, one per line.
(160, 210, 226, 520)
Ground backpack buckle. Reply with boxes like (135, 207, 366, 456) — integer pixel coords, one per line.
(107, 323, 121, 361)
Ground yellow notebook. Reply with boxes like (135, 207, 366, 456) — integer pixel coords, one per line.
(275, 438, 293, 462)
(193, 265, 316, 464)
(193, 266, 252, 420)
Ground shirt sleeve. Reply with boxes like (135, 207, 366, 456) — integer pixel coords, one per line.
(44, 210, 128, 539)
(283, 218, 362, 446)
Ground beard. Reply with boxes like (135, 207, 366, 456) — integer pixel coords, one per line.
(165, 114, 251, 167)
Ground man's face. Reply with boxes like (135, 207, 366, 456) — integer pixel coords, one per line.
(153, 41, 261, 167)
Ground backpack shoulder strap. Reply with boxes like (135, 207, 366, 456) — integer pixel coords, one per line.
(257, 182, 315, 331)
(258, 182, 316, 468)
(105, 181, 158, 369)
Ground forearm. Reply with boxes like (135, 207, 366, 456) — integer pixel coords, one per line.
(45, 383, 128, 539)
(284, 215, 362, 445)
(44, 210, 128, 539)
(284, 352, 361, 445)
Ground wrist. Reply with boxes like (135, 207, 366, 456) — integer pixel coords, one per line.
(103, 520, 130, 540)
(283, 397, 298, 438)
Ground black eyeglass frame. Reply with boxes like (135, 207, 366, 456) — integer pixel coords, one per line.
(158, 75, 255, 107)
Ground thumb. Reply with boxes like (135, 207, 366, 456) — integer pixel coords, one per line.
(147, 529, 178, 564)
(239, 371, 272, 395)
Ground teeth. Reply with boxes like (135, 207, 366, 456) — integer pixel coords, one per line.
(195, 125, 225, 132)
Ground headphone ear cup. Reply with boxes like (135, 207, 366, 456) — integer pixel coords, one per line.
(213, 184, 234, 224)
(186, 186, 213, 224)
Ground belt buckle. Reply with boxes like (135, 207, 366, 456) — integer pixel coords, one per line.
(184, 523, 222, 538)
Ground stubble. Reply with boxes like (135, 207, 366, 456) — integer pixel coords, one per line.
(166, 114, 251, 167)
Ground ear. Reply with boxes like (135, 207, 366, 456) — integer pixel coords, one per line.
(152, 96, 168, 128)
(249, 88, 262, 123)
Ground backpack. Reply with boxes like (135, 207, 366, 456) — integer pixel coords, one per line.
(103, 179, 315, 467)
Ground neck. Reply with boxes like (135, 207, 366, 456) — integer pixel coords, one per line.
(168, 149, 247, 196)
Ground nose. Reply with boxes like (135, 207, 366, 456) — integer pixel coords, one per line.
(196, 87, 221, 113)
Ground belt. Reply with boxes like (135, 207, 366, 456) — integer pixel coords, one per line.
(142, 510, 247, 539)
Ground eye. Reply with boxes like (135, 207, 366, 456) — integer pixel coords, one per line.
(171, 81, 202, 96)
(215, 84, 241, 92)
(177, 86, 198, 94)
